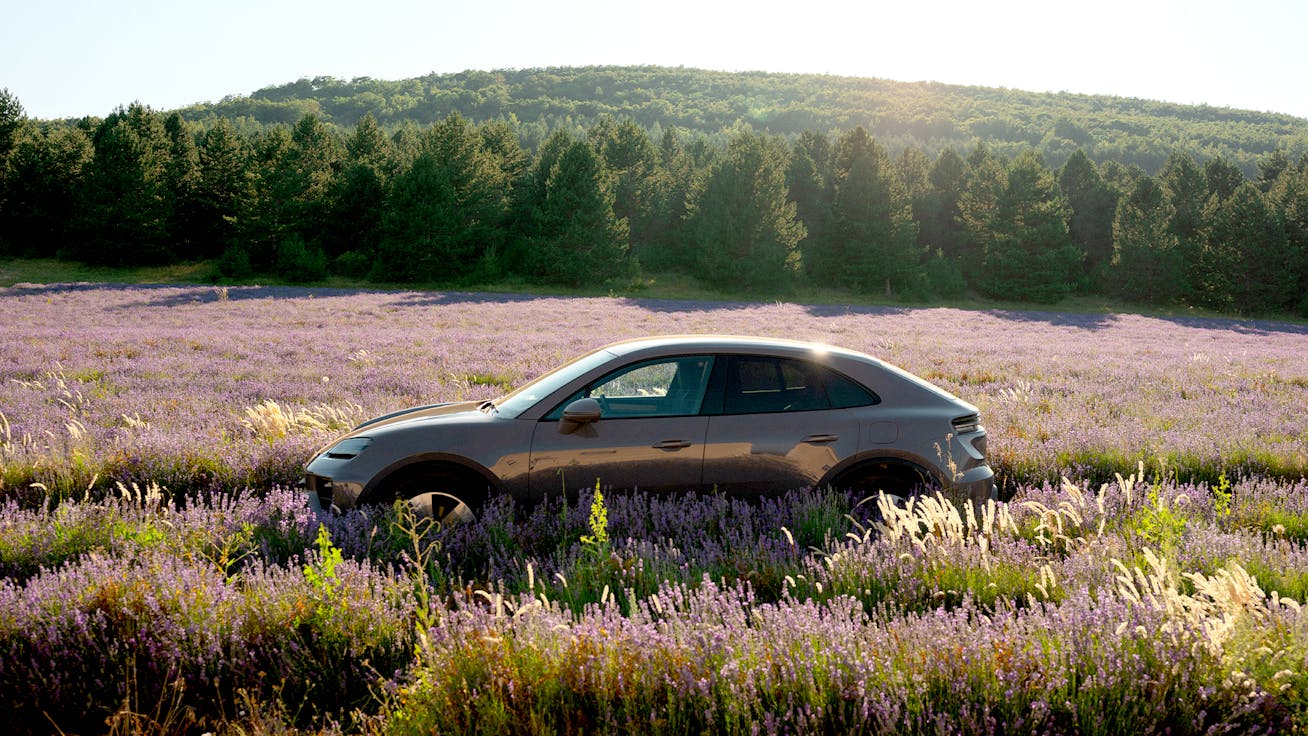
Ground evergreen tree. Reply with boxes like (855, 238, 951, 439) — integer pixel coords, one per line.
(818, 128, 921, 295)
(1269, 164, 1308, 315)
(375, 113, 509, 282)
(1257, 150, 1290, 192)
(973, 150, 1079, 302)
(523, 138, 632, 286)
(286, 114, 343, 247)
(786, 130, 833, 262)
(1198, 182, 1292, 313)
(1159, 152, 1208, 302)
(241, 126, 296, 269)
(639, 128, 700, 271)
(1058, 149, 1117, 288)
(0, 89, 22, 165)
(1108, 175, 1183, 304)
(163, 113, 203, 259)
(0, 88, 23, 219)
(957, 143, 1005, 280)
(323, 113, 392, 261)
(895, 146, 933, 244)
(1204, 156, 1244, 203)
(73, 104, 173, 265)
(924, 146, 968, 260)
(0, 125, 92, 257)
(589, 117, 657, 253)
(684, 128, 803, 292)
(194, 119, 252, 260)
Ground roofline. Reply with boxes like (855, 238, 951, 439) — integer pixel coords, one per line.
(597, 334, 873, 360)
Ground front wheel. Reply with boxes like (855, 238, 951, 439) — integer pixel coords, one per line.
(386, 470, 486, 526)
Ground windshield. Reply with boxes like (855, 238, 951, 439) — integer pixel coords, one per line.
(493, 348, 617, 418)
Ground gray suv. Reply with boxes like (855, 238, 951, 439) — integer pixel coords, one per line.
(303, 336, 996, 521)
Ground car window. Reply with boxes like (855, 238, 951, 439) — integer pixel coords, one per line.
(494, 348, 617, 418)
(720, 356, 877, 414)
(824, 368, 879, 408)
(544, 356, 715, 420)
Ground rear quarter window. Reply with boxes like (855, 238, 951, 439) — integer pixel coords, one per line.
(824, 368, 879, 408)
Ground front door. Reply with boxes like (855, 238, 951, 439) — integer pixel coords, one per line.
(528, 355, 714, 497)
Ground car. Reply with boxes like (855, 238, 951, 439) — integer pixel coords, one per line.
(302, 335, 996, 522)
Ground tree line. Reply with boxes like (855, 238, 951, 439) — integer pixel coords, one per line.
(1, 89, 1306, 316)
(178, 66, 1308, 178)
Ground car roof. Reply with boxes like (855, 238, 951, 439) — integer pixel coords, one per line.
(599, 335, 874, 362)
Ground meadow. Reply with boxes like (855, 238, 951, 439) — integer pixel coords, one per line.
(2, 282, 1308, 734)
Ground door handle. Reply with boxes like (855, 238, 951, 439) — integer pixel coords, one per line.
(803, 434, 839, 444)
(652, 439, 692, 449)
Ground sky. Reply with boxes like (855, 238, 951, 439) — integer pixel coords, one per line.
(4, 0, 1307, 121)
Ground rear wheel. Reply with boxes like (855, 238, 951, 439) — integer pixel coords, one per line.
(834, 460, 939, 522)
(383, 469, 487, 526)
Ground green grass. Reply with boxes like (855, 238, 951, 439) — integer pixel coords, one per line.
(7, 257, 1301, 323)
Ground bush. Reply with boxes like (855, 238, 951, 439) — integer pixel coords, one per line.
(273, 235, 329, 283)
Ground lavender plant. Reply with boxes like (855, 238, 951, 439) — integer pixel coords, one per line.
(2, 283, 1307, 733)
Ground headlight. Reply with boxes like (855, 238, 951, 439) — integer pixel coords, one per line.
(324, 437, 372, 460)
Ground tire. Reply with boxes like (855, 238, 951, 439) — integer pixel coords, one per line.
(385, 469, 487, 526)
(835, 460, 939, 524)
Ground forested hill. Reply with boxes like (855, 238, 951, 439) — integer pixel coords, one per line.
(176, 65, 1308, 176)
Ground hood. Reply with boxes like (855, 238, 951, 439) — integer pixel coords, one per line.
(350, 400, 487, 433)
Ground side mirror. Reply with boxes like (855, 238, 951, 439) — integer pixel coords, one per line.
(559, 397, 602, 434)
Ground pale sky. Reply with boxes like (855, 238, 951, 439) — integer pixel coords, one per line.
(4, 0, 1307, 121)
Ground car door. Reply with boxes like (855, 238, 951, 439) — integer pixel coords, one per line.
(528, 355, 714, 496)
(701, 355, 862, 497)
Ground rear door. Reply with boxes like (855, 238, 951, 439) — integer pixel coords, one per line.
(700, 355, 863, 497)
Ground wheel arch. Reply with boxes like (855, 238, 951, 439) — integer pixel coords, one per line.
(818, 451, 944, 495)
(359, 453, 503, 507)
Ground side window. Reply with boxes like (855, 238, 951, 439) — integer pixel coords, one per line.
(720, 357, 879, 414)
(824, 368, 879, 408)
(723, 357, 825, 414)
(545, 356, 714, 419)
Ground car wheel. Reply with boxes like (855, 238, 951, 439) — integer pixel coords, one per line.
(835, 461, 939, 523)
(387, 470, 485, 526)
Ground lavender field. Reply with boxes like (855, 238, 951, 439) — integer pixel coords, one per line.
(2, 283, 1308, 734)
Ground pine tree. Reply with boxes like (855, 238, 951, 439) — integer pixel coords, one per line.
(1108, 175, 1183, 304)
(194, 120, 252, 260)
(323, 113, 392, 261)
(524, 138, 632, 286)
(787, 130, 833, 271)
(821, 128, 921, 295)
(925, 146, 968, 260)
(375, 113, 509, 282)
(684, 128, 803, 292)
(589, 117, 657, 252)
(1269, 164, 1308, 315)
(163, 113, 203, 259)
(0, 125, 92, 258)
(1058, 149, 1117, 288)
(974, 150, 1079, 303)
(73, 104, 173, 265)
(1198, 182, 1291, 313)
(1159, 152, 1208, 302)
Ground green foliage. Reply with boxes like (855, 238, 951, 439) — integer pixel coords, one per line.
(374, 113, 509, 283)
(272, 233, 329, 282)
(1109, 175, 1185, 304)
(580, 480, 610, 551)
(5, 71, 1308, 314)
(970, 150, 1081, 302)
(521, 134, 633, 287)
(684, 128, 803, 291)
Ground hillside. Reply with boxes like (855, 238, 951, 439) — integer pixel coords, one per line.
(177, 65, 1308, 175)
